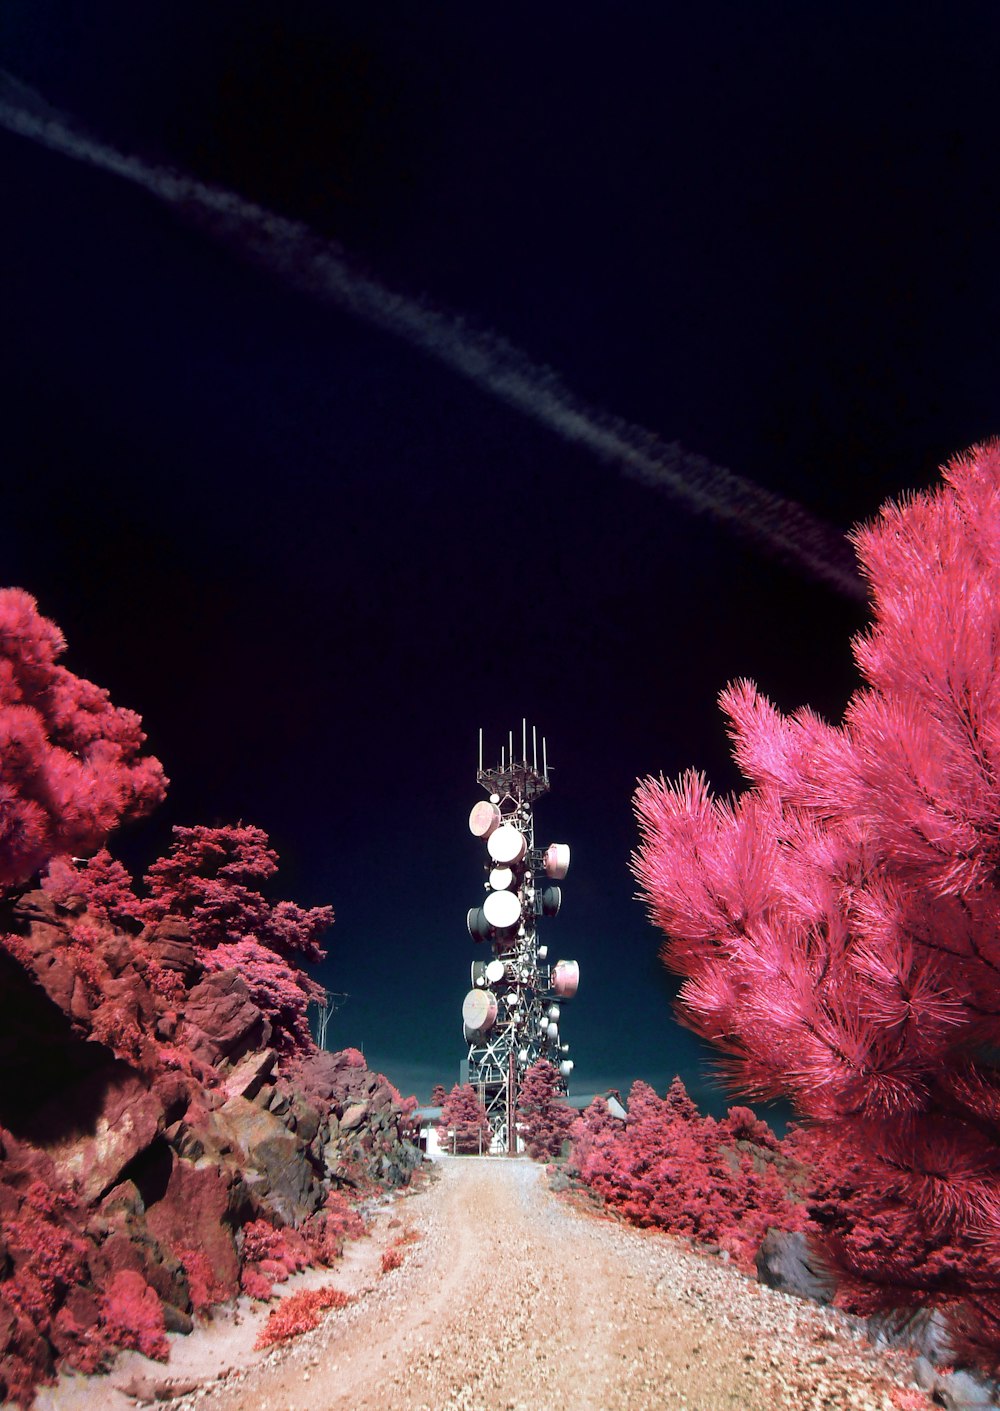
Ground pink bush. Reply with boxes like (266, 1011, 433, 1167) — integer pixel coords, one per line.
(140, 823, 332, 963)
(253, 1286, 351, 1348)
(99, 1270, 169, 1361)
(571, 1079, 807, 1271)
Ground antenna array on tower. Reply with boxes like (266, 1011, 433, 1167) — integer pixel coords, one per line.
(460, 722, 579, 1154)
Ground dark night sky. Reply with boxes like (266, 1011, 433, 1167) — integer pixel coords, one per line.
(1, 3, 998, 1109)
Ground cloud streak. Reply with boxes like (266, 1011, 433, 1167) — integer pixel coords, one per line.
(0, 77, 864, 599)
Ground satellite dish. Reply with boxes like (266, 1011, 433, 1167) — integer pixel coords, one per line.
(541, 885, 562, 917)
(546, 1021, 559, 1042)
(550, 959, 580, 999)
(559, 1059, 574, 1078)
(462, 988, 498, 1034)
(467, 907, 492, 943)
(483, 889, 521, 932)
(469, 800, 501, 838)
(471, 959, 488, 987)
(485, 958, 506, 985)
(543, 843, 570, 879)
(488, 824, 527, 865)
(547, 1003, 561, 1021)
(489, 866, 514, 891)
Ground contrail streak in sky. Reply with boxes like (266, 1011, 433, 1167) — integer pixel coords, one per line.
(0, 77, 864, 600)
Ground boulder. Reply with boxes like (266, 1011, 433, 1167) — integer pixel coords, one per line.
(214, 1096, 323, 1225)
(144, 1154, 240, 1300)
(340, 1103, 368, 1133)
(32, 1061, 164, 1204)
(180, 971, 271, 1068)
(221, 1049, 277, 1104)
(755, 1229, 836, 1305)
(915, 1359, 1000, 1410)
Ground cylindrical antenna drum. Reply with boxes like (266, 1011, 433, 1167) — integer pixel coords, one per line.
(488, 824, 526, 865)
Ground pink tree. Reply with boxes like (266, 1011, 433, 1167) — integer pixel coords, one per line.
(516, 1059, 575, 1160)
(437, 1084, 491, 1154)
(632, 441, 1000, 1365)
(140, 823, 332, 963)
(0, 589, 166, 888)
(138, 824, 333, 1057)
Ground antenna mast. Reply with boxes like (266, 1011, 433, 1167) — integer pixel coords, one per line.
(461, 725, 579, 1153)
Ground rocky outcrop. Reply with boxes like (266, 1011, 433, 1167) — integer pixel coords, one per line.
(0, 888, 421, 1407)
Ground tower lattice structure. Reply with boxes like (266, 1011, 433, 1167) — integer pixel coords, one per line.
(460, 723, 579, 1153)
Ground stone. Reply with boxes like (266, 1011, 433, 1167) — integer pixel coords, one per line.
(145, 1153, 240, 1299)
(33, 1061, 164, 1204)
(180, 970, 271, 1068)
(215, 1096, 322, 1225)
(755, 1229, 836, 1305)
(221, 1049, 277, 1104)
(340, 1103, 368, 1133)
(868, 1307, 952, 1365)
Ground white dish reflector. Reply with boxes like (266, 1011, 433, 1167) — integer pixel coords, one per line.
(488, 824, 527, 865)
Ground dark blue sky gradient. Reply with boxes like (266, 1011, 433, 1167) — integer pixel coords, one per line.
(1, 2, 998, 1111)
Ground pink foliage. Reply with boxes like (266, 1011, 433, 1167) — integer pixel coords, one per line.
(437, 1083, 491, 1153)
(175, 1246, 231, 1314)
(240, 1267, 275, 1301)
(253, 1286, 351, 1348)
(137, 823, 333, 1059)
(0, 588, 166, 889)
(571, 1080, 807, 1271)
(140, 824, 332, 962)
(203, 938, 323, 1057)
(516, 1059, 575, 1160)
(43, 849, 143, 928)
(98, 1270, 169, 1362)
(337, 1047, 367, 1069)
(632, 440, 1000, 1363)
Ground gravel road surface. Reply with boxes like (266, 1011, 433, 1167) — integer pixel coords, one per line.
(140, 1157, 931, 1411)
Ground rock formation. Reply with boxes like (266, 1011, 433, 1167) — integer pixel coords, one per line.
(0, 884, 420, 1407)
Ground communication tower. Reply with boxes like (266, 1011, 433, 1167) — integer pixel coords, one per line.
(461, 721, 579, 1153)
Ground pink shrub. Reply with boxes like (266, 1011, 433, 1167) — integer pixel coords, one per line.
(380, 1246, 404, 1273)
(253, 1286, 351, 1349)
(175, 1246, 231, 1314)
(99, 1270, 169, 1361)
(572, 1079, 807, 1271)
(240, 1267, 275, 1301)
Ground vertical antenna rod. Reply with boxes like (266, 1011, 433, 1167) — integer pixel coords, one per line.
(533, 725, 537, 771)
(543, 737, 548, 780)
(522, 718, 527, 764)
(479, 727, 483, 774)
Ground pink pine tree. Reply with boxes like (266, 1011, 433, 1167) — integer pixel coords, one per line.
(632, 440, 1000, 1365)
(437, 1084, 491, 1154)
(0, 589, 166, 888)
(516, 1059, 575, 1160)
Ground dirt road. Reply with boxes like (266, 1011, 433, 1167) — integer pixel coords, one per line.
(132, 1156, 924, 1411)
